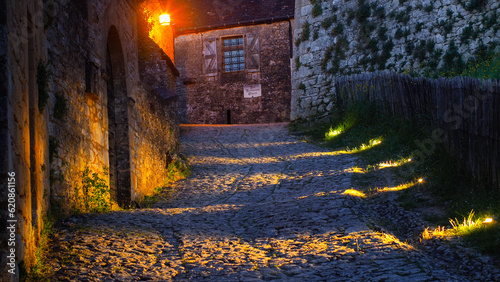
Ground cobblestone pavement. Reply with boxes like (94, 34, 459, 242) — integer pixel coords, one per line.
(48, 124, 499, 281)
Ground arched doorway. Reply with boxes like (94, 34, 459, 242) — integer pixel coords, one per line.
(106, 26, 131, 207)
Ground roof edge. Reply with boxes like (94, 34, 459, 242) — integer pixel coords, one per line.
(174, 15, 294, 36)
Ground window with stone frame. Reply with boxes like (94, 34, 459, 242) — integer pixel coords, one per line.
(222, 36, 245, 72)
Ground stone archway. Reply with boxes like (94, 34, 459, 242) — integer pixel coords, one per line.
(106, 26, 131, 207)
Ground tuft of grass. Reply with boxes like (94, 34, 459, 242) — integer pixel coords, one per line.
(139, 156, 191, 207)
(462, 52, 500, 79)
(291, 100, 500, 256)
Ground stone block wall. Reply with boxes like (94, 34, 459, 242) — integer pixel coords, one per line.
(292, 0, 500, 121)
(175, 21, 293, 124)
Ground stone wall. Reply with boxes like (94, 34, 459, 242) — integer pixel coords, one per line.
(1, 1, 49, 280)
(292, 0, 500, 121)
(47, 0, 180, 209)
(175, 21, 293, 124)
(1, 0, 179, 278)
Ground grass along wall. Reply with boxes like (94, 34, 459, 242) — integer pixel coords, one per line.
(292, 0, 500, 121)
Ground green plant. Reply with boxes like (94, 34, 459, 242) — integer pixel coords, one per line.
(355, 0, 371, 23)
(423, 3, 433, 13)
(367, 39, 379, 52)
(462, 52, 500, 79)
(22, 212, 56, 280)
(295, 21, 311, 47)
(312, 2, 323, 17)
(373, 6, 385, 19)
(379, 39, 394, 68)
(53, 92, 68, 120)
(139, 157, 191, 207)
(415, 22, 424, 32)
(165, 157, 191, 184)
(313, 29, 319, 41)
(426, 40, 435, 54)
(377, 26, 388, 41)
(321, 17, 334, 29)
(395, 28, 405, 40)
(76, 166, 111, 213)
(37, 61, 50, 112)
(460, 22, 474, 43)
(463, 0, 487, 11)
(446, 8, 453, 18)
(332, 23, 345, 36)
(298, 82, 306, 91)
(439, 19, 454, 37)
(395, 10, 410, 24)
(295, 56, 302, 71)
(440, 40, 465, 77)
(346, 9, 355, 25)
(484, 11, 498, 32)
(413, 40, 427, 63)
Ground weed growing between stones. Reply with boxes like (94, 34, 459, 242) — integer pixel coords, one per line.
(74, 166, 112, 214)
(289, 101, 500, 257)
(20, 205, 63, 281)
(295, 21, 311, 47)
(311, 0, 323, 18)
(140, 155, 191, 207)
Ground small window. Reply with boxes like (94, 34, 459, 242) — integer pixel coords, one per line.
(223, 36, 245, 72)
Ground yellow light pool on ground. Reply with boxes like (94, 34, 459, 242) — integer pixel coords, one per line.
(343, 189, 366, 198)
(483, 218, 494, 224)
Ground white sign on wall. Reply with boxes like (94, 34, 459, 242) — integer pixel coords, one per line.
(243, 84, 262, 98)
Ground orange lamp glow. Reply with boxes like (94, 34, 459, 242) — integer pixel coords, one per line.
(159, 13, 171, 25)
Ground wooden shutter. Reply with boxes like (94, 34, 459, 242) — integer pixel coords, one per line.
(203, 37, 217, 76)
(246, 34, 260, 72)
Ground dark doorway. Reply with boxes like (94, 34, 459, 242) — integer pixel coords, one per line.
(106, 26, 131, 207)
(226, 110, 231, 124)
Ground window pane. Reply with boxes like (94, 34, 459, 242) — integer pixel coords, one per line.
(223, 36, 245, 72)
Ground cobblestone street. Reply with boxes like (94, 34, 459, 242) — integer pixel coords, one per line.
(48, 124, 499, 281)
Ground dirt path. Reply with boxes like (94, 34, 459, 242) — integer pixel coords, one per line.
(47, 124, 499, 281)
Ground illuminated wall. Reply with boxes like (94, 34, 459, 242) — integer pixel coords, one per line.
(141, 1, 175, 62)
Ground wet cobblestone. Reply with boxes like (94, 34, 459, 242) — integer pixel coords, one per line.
(48, 124, 499, 281)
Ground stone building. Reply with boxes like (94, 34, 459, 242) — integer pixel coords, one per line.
(1, 0, 179, 280)
(173, 0, 295, 124)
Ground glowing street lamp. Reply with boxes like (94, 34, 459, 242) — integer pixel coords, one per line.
(159, 13, 171, 25)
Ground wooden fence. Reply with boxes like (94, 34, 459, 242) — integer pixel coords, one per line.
(334, 71, 500, 187)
